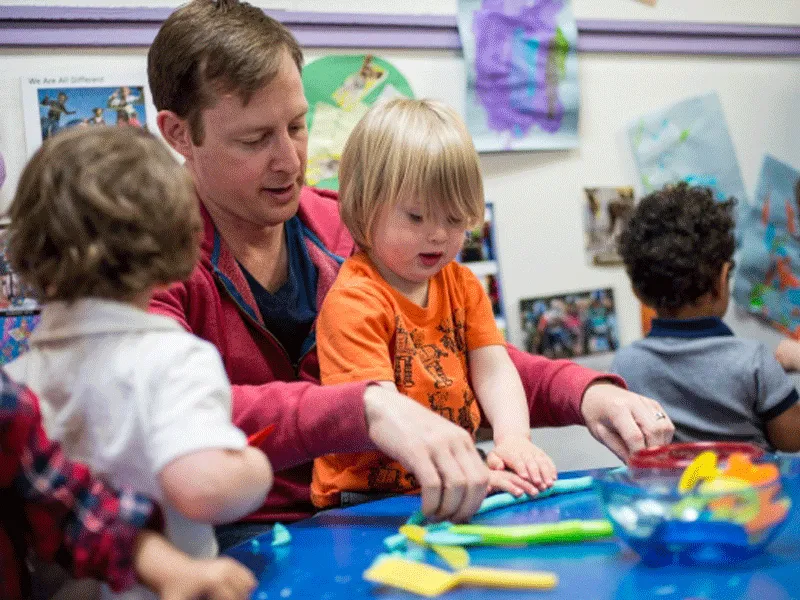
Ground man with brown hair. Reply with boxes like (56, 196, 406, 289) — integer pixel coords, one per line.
(148, 0, 674, 550)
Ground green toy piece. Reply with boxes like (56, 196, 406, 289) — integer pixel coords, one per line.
(425, 520, 613, 546)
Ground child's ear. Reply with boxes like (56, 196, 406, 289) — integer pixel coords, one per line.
(714, 262, 733, 297)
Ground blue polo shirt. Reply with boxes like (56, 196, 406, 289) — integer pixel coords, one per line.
(240, 216, 318, 364)
(611, 316, 798, 450)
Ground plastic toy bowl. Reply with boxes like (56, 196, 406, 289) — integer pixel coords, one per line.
(629, 441, 765, 470)
(595, 465, 790, 566)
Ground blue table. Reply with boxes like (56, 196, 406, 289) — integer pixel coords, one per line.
(227, 466, 800, 599)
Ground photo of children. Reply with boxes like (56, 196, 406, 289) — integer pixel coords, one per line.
(37, 86, 145, 141)
(520, 288, 619, 358)
(458, 204, 496, 263)
(0, 224, 40, 364)
(23, 77, 150, 153)
(457, 203, 506, 337)
(0, 225, 38, 315)
(584, 186, 636, 266)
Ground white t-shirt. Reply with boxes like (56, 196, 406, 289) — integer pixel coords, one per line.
(7, 298, 248, 600)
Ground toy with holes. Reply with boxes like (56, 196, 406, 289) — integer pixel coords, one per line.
(595, 442, 791, 566)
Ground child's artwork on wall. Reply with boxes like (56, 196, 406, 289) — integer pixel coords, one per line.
(21, 74, 152, 155)
(584, 186, 635, 266)
(520, 288, 618, 358)
(458, 204, 507, 338)
(457, 0, 579, 152)
(628, 92, 747, 206)
(302, 55, 414, 190)
(0, 224, 40, 364)
(733, 155, 800, 338)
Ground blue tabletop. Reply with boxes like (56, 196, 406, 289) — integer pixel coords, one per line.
(226, 466, 800, 600)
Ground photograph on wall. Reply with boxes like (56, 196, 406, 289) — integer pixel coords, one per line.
(458, 204, 507, 338)
(584, 186, 635, 266)
(627, 92, 747, 206)
(733, 155, 800, 338)
(457, 0, 579, 152)
(302, 54, 414, 190)
(0, 224, 40, 364)
(520, 288, 618, 358)
(21, 74, 153, 155)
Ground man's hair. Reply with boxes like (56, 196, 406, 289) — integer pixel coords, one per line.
(8, 126, 201, 303)
(338, 98, 485, 250)
(617, 182, 736, 312)
(147, 0, 303, 145)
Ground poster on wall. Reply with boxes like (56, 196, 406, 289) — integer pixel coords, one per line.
(627, 92, 747, 206)
(520, 288, 618, 358)
(583, 186, 635, 266)
(0, 224, 40, 364)
(733, 155, 800, 338)
(457, 0, 579, 152)
(302, 55, 414, 190)
(21, 74, 153, 155)
(457, 203, 507, 337)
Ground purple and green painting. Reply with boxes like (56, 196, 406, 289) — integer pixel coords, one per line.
(457, 0, 579, 152)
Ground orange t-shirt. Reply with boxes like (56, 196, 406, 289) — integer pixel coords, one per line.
(312, 252, 505, 508)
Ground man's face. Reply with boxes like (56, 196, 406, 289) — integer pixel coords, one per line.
(186, 51, 309, 229)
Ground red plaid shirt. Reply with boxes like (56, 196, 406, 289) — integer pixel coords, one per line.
(0, 369, 159, 600)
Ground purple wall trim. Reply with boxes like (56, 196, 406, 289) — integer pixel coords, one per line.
(1, 6, 798, 56)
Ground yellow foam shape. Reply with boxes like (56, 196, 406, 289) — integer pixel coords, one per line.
(679, 451, 719, 493)
(698, 476, 752, 494)
(399, 524, 470, 569)
(364, 557, 557, 597)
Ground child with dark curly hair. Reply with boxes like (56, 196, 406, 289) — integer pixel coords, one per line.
(612, 182, 800, 452)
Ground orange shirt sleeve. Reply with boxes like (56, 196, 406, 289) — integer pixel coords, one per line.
(317, 281, 396, 385)
(459, 265, 506, 351)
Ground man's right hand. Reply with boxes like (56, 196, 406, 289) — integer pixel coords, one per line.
(363, 383, 489, 523)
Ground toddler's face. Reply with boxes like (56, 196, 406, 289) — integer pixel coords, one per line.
(369, 196, 466, 296)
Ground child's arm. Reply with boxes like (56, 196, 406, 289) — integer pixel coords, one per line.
(133, 530, 255, 600)
(766, 404, 800, 452)
(775, 339, 800, 372)
(150, 340, 272, 524)
(159, 447, 272, 524)
(756, 343, 800, 452)
(469, 345, 557, 494)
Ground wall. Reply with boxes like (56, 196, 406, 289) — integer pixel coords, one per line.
(1, 0, 799, 25)
(0, 3, 799, 469)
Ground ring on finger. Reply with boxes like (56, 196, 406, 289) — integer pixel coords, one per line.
(654, 411, 667, 421)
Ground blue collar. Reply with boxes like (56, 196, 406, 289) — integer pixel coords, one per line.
(647, 316, 734, 339)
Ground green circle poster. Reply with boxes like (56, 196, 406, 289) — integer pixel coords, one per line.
(302, 55, 414, 190)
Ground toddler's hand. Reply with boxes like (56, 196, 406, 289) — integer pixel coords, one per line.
(775, 339, 800, 372)
(486, 435, 556, 495)
(487, 468, 536, 497)
(161, 556, 256, 600)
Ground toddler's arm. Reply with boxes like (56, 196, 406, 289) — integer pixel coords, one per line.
(775, 339, 800, 372)
(766, 404, 800, 452)
(159, 446, 272, 524)
(469, 345, 557, 493)
(133, 530, 255, 600)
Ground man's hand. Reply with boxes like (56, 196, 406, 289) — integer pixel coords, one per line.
(580, 382, 674, 462)
(363, 384, 489, 523)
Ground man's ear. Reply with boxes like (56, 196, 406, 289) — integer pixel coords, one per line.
(157, 110, 194, 160)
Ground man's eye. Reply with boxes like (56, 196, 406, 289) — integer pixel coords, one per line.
(408, 213, 423, 223)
